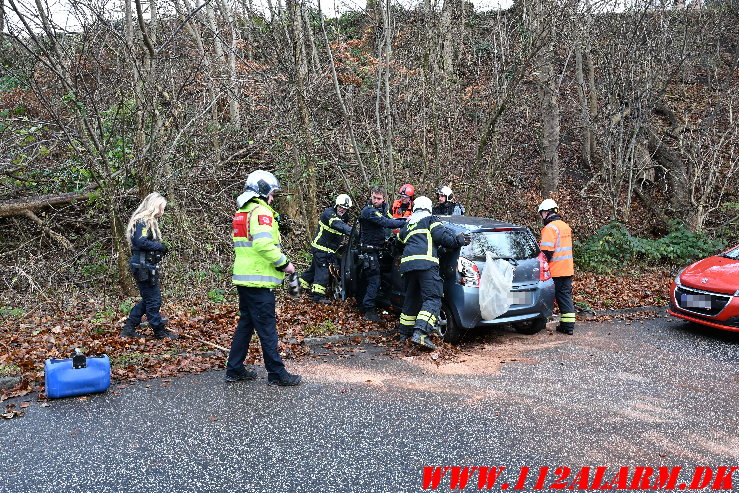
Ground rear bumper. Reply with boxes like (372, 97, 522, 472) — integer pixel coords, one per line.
(449, 279, 555, 329)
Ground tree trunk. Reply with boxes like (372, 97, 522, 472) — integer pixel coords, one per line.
(287, 0, 317, 238)
(644, 127, 691, 223)
(380, 0, 394, 183)
(302, 5, 320, 75)
(176, 0, 221, 156)
(318, 0, 369, 186)
(575, 43, 592, 169)
(216, 0, 241, 126)
(537, 50, 560, 196)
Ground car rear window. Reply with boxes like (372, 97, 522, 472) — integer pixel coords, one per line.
(467, 230, 540, 261)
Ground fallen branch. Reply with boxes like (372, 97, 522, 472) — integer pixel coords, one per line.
(0, 191, 92, 218)
(170, 330, 230, 352)
(22, 210, 74, 251)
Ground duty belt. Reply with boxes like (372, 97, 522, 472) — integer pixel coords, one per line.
(132, 250, 163, 265)
(359, 244, 381, 253)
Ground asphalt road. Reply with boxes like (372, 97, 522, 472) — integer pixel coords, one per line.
(2, 310, 738, 493)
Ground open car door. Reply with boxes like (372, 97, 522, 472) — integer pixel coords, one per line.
(339, 222, 361, 301)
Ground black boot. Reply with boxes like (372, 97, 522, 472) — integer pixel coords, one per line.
(364, 308, 381, 322)
(411, 329, 437, 350)
(396, 324, 412, 342)
(153, 325, 179, 339)
(267, 371, 302, 387)
(556, 323, 574, 335)
(121, 320, 144, 338)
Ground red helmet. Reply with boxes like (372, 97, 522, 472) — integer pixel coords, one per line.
(398, 184, 415, 198)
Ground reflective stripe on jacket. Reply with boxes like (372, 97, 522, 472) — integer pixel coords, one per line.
(398, 215, 462, 274)
(311, 206, 353, 253)
(540, 219, 574, 277)
(232, 198, 288, 288)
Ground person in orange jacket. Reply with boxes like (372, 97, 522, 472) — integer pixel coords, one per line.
(391, 184, 415, 218)
(538, 199, 575, 335)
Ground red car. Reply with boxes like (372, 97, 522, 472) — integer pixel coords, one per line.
(669, 244, 739, 332)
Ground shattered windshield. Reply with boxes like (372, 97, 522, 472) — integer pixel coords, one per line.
(466, 230, 539, 261)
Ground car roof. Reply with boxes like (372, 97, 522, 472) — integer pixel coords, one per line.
(439, 215, 525, 230)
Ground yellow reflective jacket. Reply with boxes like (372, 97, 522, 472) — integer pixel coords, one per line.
(232, 198, 289, 288)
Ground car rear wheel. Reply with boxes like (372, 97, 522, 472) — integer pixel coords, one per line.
(439, 303, 464, 344)
(513, 316, 546, 335)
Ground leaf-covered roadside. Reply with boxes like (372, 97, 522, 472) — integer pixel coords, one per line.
(0, 269, 672, 402)
(575, 268, 672, 312)
(0, 295, 397, 402)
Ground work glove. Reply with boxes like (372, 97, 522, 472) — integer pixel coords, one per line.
(457, 233, 471, 246)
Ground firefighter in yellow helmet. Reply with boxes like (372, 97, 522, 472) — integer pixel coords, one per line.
(227, 170, 301, 386)
(299, 194, 354, 303)
(538, 199, 575, 335)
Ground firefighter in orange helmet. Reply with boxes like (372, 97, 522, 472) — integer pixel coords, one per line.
(538, 199, 575, 335)
(391, 184, 415, 218)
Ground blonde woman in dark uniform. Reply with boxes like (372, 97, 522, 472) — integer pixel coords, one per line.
(121, 192, 177, 339)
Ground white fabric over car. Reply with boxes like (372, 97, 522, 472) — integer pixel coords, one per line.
(479, 252, 514, 320)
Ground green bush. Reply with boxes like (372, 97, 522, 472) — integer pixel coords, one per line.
(207, 289, 225, 303)
(0, 363, 21, 376)
(0, 306, 25, 318)
(305, 319, 339, 337)
(575, 220, 726, 273)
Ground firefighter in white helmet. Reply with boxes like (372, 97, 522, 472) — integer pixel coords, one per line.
(538, 199, 576, 335)
(299, 194, 355, 303)
(227, 170, 301, 386)
(397, 196, 470, 349)
(432, 185, 465, 216)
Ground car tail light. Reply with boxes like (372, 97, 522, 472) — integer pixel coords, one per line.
(538, 252, 551, 281)
(457, 256, 480, 287)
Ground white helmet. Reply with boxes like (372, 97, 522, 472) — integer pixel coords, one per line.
(245, 170, 281, 198)
(413, 196, 433, 212)
(236, 170, 281, 208)
(537, 199, 558, 213)
(335, 194, 353, 208)
(435, 185, 453, 200)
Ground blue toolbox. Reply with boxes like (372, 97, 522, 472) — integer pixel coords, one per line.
(44, 350, 111, 399)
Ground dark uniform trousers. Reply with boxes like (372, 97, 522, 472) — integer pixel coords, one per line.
(300, 248, 336, 299)
(553, 276, 575, 330)
(226, 286, 286, 378)
(399, 267, 444, 336)
(361, 252, 381, 310)
(128, 277, 164, 329)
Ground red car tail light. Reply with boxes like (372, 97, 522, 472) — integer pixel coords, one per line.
(538, 252, 552, 281)
(457, 256, 480, 288)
